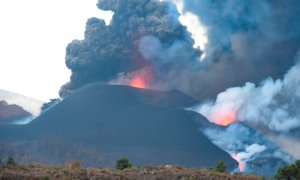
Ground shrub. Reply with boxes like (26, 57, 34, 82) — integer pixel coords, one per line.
(41, 176, 50, 180)
(115, 157, 132, 170)
(275, 160, 300, 180)
(214, 161, 227, 173)
(6, 157, 16, 166)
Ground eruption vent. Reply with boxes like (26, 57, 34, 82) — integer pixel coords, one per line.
(211, 110, 237, 126)
(129, 76, 146, 89)
(128, 68, 152, 89)
(192, 100, 238, 126)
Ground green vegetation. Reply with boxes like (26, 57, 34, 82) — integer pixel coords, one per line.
(0, 163, 263, 179)
(214, 161, 227, 173)
(41, 176, 50, 180)
(275, 160, 300, 180)
(6, 157, 16, 166)
(115, 157, 132, 170)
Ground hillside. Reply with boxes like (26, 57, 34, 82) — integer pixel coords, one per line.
(0, 164, 262, 180)
(0, 101, 32, 123)
(0, 89, 43, 117)
(0, 83, 237, 169)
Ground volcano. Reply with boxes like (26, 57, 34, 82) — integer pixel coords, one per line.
(0, 83, 236, 169)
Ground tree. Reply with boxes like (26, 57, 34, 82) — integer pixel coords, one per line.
(41, 98, 61, 112)
(275, 160, 300, 180)
(215, 161, 227, 173)
(6, 157, 16, 166)
(115, 157, 132, 170)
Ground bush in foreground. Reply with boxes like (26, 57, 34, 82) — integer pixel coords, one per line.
(214, 161, 227, 173)
(115, 157, 132, 170)
(6, 157, 16, 166)
(275, 160, 300, 180)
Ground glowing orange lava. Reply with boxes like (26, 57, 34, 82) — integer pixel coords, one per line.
(232, 154, 245, 172)
(211, 110, 237, 126)
(128, 67, 152, 89)
(129, 76, 146, 88)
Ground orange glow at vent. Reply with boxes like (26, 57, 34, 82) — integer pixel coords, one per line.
(211, 110, 237, 126)
(129, 76, 146, 89)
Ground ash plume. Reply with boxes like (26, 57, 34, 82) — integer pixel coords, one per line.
(60, 0, 300, 102)
(59, 0, 201, 97)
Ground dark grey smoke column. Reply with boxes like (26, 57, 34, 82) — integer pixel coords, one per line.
(59, 0, 201, 98)
(60, 0, 300, 101)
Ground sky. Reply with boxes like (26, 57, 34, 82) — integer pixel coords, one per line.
(0, 0, 112, 101)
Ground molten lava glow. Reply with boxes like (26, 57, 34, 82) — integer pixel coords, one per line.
(129, 76, 146, 89)
(232, 154, 245, 172)
(211, 110, 237, 126)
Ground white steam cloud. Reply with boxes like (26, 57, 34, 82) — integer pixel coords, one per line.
(232, 144, 267, 172)
(0, 89, 43, 116)
(204, 123, 293, 174)
(192, 58, 300, 132)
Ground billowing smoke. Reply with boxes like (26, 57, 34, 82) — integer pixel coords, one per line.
(204, 123, 293, 175)
(268, 135, 300, 160)
(193, 58, 300, 132)
(190, 57, 300, 174)
(60, 0, 300, 102)
(176, 0, 300, 99)
(59, 0, 201, 97)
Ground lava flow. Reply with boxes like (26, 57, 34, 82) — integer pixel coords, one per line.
(231, 154, 245, 172)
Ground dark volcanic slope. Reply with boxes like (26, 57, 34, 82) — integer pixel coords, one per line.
(0, 84, 236, 168)
(0, 101, 31, 123)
